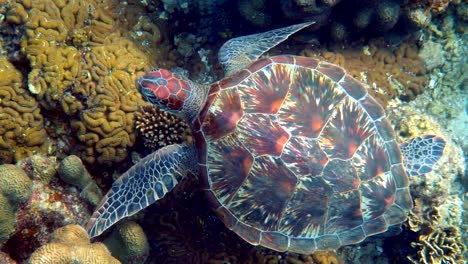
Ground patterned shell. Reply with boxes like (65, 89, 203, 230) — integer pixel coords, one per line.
(194, 55, 413, 253)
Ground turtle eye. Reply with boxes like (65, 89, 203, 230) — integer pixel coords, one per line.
(137, 69, 191, 112)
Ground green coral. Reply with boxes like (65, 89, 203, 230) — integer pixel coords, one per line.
(58, 155, 103, 206)
(0, 164, 32, 246)
(28, 224, 120, 264)
(104, 221, 149, 264)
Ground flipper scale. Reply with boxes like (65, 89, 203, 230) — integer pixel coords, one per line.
(87, 143, 197, 238)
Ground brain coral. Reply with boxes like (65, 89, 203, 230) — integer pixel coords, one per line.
(6, 0, 160, 164)
(0, 56, 49, 164)
(0, 164, 32, 246)
(104, 221, 149, 264)
(28, 224, 120, 264)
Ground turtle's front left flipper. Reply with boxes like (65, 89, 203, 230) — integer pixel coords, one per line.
(87, 143, 197, 238)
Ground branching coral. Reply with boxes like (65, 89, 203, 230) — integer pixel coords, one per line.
(0, 56, 49, 163)
(135, 105, 191, 151)
(28, 224, 120, 264)
(300, 39, 428, 107)
(5, 0, 166, 164)
(408, 226, 467, 264)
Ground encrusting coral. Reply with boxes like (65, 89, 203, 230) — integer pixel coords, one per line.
(135, 105, 192, 152)
(58, 155, 103, 206)
(28, 224, 120, 264)
(0, 56, 49, 164)
(103, 221, 149, 264)
(300, 39, 428, 107)
(0, 164, 32, 246)
(5, 0, 168, 164)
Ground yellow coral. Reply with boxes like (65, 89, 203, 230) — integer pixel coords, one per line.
(300, 39, 427, 107)
(408, 226, 467, 264)
(5, 0, 164, 164)
(28, 224, 120, 264)
(0, 56, 49, 163)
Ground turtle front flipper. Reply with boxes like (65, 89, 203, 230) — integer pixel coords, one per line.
(87, 143, 197, 238)
(218, 22, 314, 76)
(400, 135, 446, 177)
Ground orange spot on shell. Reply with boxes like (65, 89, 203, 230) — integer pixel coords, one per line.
(310, 114, 324, 132)
(270, 98, 283, 113)
(275, 135, 289, 155)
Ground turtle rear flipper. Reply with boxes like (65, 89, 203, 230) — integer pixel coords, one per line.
(218, 22, 313, 76)
(87, 143, 197, 238)
(400, 135, 446, 177)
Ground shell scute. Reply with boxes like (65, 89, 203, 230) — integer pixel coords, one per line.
(391, 164, 410, 188)
(315, 235, 341, 251)
(362, 216, 388, 236)
(393, 188, 413, 211)
(317, 61, 346, 82)
(338, 226, 366, 246)
(201, 55, 412, 253)
(260, 232, 289, 252)
(279, 176, 331, 237)
(359, 95, 385, 120)
(278, 68, 346, 138)
(339, 75, 367, 100)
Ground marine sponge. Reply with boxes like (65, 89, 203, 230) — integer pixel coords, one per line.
(28, 224, 120, 264)
(0, 164, 32, 246)
(0, 56, 49, 164)
(104, 221, 149, 264)
(135, 105, 191, 151)
(58, 155, 103, 206)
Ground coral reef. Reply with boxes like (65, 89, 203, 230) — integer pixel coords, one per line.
(4, 0, 171, 164)
(28, 224, 120, 264)
(103, 221, 149, 264)
(0, 56, 50, 164)
(58, 155, 103, 206)
(135, 105, 191, 152)
(408, 226, 466, 264)
(0, 164, 32, 246)
(19, 154, 58, 183)
(300, 39, 428, 107)
(4, 171, 92, 261)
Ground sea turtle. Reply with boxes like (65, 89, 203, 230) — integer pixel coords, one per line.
(87, 23, 446, 253)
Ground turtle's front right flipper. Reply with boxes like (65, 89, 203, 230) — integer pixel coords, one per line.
(87, 143, 197, 238)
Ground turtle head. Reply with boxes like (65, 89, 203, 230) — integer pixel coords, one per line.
(137, 68, 206, 122)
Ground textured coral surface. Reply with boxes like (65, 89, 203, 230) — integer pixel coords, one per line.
(5, 0, 164, 164)
(28, 224, 120, 264)
(0, 56, 49, 164)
